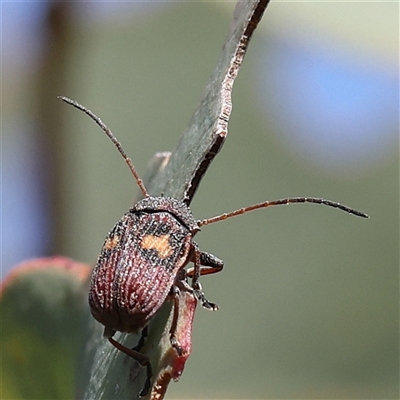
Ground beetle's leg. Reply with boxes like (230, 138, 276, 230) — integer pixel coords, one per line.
(108, 335, 152, 397)
(193, 280, 219, 311)
(132, 326, 148, 352)
(186, 255, 224, 277)
(199, 251, 224, 274)
(187, 245, 224, 281)
(168, 284, 184, 356)
(189, 243, 223, 311)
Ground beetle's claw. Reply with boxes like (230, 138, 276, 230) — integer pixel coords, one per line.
(202, 300, 219, 311)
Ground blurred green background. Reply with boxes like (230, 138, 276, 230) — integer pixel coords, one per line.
(3, 2, 398, 399)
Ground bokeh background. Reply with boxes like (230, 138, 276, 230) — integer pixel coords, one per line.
(2, 2, 398, 398)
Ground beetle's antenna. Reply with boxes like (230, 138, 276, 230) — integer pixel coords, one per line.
(58, 96, 149, 198)
(198, 197, 369, 227)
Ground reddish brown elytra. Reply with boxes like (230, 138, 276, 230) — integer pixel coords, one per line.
(59, 96, 368, 397)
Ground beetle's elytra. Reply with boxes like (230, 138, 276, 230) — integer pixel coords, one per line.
(59, 96, 368, 397)
(89, 196, 200, 337)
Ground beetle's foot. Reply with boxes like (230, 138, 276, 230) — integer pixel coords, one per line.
(193, 287, 219, 311)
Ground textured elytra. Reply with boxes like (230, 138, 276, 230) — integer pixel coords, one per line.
(89, 201, 195, 337)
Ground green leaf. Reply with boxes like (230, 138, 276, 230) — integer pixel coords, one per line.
(147, 0, 271, 203)
(0, 257, 91, 399)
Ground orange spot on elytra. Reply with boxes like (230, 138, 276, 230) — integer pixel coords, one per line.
(104, 235, 120, 250)
(141, 234, 173, 258)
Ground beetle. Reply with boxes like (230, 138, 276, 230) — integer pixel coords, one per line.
(59, 96, 368, 396)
